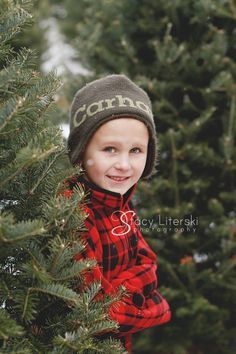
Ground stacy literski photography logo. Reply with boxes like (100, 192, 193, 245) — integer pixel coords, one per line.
(111, 211, 199, 236)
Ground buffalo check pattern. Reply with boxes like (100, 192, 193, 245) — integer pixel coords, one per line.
(64, 175, 171, 353)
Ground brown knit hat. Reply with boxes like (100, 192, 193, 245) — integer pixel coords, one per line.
(68, 74, 158, 178)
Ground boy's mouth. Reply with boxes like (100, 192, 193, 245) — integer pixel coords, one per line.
(107, 176, 130, 182)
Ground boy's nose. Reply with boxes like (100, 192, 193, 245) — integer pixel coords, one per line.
(114, 154, 131, 171)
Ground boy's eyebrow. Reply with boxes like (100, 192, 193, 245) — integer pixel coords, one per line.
(100, 140, 148, 148)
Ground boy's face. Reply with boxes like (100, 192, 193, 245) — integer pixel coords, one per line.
(82, 118, 149, 195)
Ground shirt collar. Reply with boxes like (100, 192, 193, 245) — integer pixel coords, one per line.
(67, 174, 137, 209)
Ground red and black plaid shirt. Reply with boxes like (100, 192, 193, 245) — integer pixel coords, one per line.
(65, 175, 171, 352)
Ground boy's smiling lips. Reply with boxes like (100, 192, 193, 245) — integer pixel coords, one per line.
(106, 175, 130, 182)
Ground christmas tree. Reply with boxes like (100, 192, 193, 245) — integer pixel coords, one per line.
(0, 1, 126, 352)
(55, 0, 236, 353)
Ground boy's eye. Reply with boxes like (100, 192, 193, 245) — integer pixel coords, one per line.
(104, 146, 116, 153)
(131, 147, 141, 153)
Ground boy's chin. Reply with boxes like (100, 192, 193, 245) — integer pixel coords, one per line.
(100, 181, 133, 195)
(104, 180, 135, 195)
(107, 186, 130, 195)
(85, 174, 136, 195)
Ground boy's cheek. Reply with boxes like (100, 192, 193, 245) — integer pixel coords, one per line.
(85, 158, 95, 167)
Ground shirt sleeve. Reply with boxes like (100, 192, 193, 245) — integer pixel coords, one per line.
(73, 211, 171, 335)
(109, 289, 171, 335)
(110, 228, 158, 304)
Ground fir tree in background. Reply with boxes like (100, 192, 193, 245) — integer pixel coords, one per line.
(0, 1, 125, 353)
(55, 0, 236, 353)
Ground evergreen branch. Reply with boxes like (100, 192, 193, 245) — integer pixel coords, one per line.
(215, 1, 236, 20)
(53, 335, 79, 351)
(52, 260, 96, 282)
(164, 262, 187, 291)
(82, 282, 102, 308)
(53, 333, 100, 353)
(48, 235, 88, 276)
(0, 50, 38, 93)
(187, 106, 217, 137)
(0, 280, 11, 301)
(53, 330, 124, 353)
(223, 94, 235, 162)
(49, 235, 70, 275)
(21, 288, 30, 321)
(169, 129, 180, 208)
(213, 280, 236, 291)
(217, 260, 236, 277)
(0, 309, 24, 341)
(157, 97, 179, 116)
(29, 284, 81, 306)
(19, 72, 61, 105)
(43, 186, 87, 233)
(94, 337, 128, 354)
(29, 149, 65, 195)
(18, 288, 38, 323)
(229, 0, 236, 18)
(0, 212, 45, 244)
(50, 184, 87, 227)
(0, 350, 32, 354)
(8, 47, 35, 70)
(0, 5, 32, 44)
(23, 240, 91, 284)
(12, 289, 39, 324)
(0, 66, 25, 93)
(0, 145, 59, 189)
(0, 96, 24, 133)
(23, 245, 48, 278)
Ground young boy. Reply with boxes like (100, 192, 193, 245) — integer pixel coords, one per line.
(66, 74, 171, 353)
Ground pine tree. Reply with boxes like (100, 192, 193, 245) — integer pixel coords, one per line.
(6, 0, 50, 69)
(0, 1, 126, 353)
(56, 0, 236, 353)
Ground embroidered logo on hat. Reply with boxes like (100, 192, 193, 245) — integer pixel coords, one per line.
(73, 94, 152, 128)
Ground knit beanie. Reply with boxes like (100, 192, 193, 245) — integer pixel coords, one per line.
(68, 74, 158, 179)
